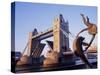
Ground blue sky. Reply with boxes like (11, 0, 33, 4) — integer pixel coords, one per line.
(14, 2, 97, 55)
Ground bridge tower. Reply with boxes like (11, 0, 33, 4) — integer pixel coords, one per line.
(53, 14, 69, 53)
(44, 14, 71, 66)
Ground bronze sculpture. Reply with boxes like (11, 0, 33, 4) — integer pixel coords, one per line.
(73, 14, 97, 68)
(77, 14, 97, 52)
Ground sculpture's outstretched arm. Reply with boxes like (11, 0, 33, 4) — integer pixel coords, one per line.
(86, 16, 90, 23)
(76, 28, 88, 37)
(80, 14, 89, 26)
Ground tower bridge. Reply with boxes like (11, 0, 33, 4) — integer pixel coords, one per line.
(17, 14, 74, 66)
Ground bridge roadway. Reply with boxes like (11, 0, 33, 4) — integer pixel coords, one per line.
(32, 27, 53, 40)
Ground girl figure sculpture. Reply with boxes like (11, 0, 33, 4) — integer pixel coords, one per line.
(73, 14, 97, 68)
(77, 14, 97, 51)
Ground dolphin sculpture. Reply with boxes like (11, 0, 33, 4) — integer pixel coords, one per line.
(73, 36, 93, 68)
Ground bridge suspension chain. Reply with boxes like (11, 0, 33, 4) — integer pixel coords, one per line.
(60, 28, 75, 41)
(21, 42, 29, 57)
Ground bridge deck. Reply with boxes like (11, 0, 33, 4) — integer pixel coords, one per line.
(32, 27, 53, 40)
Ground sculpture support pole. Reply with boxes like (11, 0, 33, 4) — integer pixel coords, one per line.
(84, 34, 95, 52)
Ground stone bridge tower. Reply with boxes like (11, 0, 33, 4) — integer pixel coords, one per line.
(53, 14, 69, 53)
(44, 14, 70, 66)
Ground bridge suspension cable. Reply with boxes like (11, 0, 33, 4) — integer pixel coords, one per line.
(60, 28, 75, 41)
(21, 42, 29, 57)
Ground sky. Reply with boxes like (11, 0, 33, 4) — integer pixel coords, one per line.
(13, 2, 97, 56)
